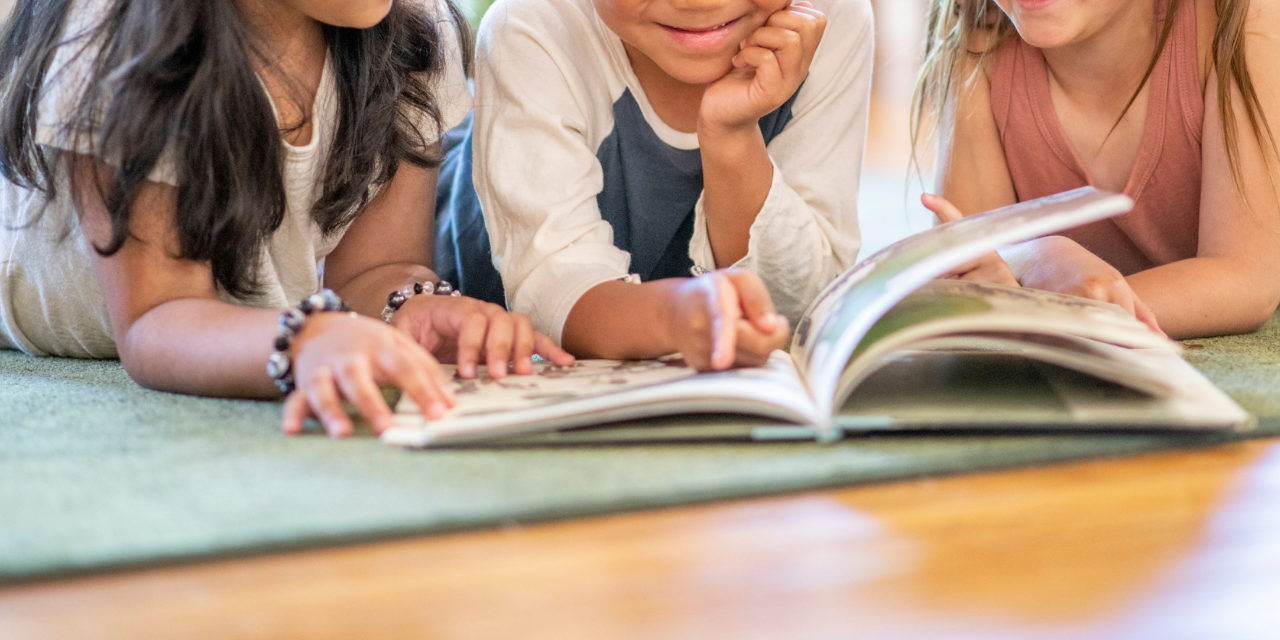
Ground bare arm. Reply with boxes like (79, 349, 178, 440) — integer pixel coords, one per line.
(326, 159, 572, 378)
(932, 55, 1020, 220)
(1123, 1, 1280, 337)
(698, 3, 827, 267)
(322, 161, 440, 317)
(564, 271, 788, 371)
(75, 158, 282, 398)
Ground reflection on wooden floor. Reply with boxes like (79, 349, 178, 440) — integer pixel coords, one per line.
(844, 441, 1271, 627)
(3, 438, 1278, 640)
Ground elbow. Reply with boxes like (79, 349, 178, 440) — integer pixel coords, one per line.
(115, 324, 166, 393)
(116, 339, 159, 392)
(1243, 299, 1280, 334)
(1226, 296, 1280, 336)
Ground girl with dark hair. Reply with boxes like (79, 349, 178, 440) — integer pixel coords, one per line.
(0, 0, 572, 437)
(913, 0, 1280, 339)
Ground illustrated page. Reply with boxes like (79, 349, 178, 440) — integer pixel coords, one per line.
(789, 188, 1135, 434)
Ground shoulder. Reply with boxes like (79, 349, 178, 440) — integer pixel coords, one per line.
(415, 0, 473, 131)
(796, 0, 873, 103)
(1240, 0, 1280, 61)
(1193, 0, 1280, 76)
(477, 0, 600, 57)
(1193, 0, 1280, 86)
(809, 0, 873, 63)
(35, 0, 116, 153)
(473, 0, 622, 108)
(809, 0, 872, 27)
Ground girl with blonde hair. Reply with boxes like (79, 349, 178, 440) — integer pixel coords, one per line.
(915, 0, 1280, 339)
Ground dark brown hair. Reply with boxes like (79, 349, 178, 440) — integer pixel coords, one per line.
(0, 0, 472, 298)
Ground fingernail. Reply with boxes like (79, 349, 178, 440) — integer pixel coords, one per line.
(428, 401, 446, 419)
(495, 362, 507, 377)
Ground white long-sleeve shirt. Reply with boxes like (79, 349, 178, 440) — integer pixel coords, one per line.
(472, 0, 874, 344)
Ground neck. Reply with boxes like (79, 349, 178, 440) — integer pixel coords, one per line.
(236, 0, 326, 71)
(623, 43, 705, 134)
(234, 0, 327, 141)
(1040, 1, 1158, 111)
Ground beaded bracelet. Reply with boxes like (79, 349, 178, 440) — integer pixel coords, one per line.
(381, 279, 461, 323)
(267, 288, 350, 394)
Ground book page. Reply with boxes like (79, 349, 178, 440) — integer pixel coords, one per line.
(789, 188, 1135, 436)
(383, 351, 820, 448)
(826, 280, 1175, 408)
(837, 349, 1250, 431)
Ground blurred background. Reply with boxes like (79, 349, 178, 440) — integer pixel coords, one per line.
(859, 0, 934, 255)
(0, 0, 933, 256)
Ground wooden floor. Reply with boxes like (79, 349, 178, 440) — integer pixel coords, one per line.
(6, 3, 1273, 638)
(3, 437, 1279, 640)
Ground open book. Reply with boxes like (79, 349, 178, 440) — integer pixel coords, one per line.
(383, 188, 1252, 448)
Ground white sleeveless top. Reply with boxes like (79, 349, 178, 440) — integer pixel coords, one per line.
(0, 0, 470, 358)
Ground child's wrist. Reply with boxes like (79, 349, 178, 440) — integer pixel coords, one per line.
(696, 123, 768, 169)
(659, 279, 694, 356)
(696, 115, 762, 143)
(268, 289, 352, 394)
(382, 279, 460, 325)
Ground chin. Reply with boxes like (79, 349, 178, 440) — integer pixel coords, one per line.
(1008, 10, 1088, 49)
(659, 58, 737, 85)
(326, 1, 394, 29)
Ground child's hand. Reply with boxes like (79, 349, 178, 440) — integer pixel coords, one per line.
(1015, 236, 1166, 336)
(698, 2, 827, 135)
(283, 312, 456, 438)
(391, 294, 575, 379)
(668, 268, 790, 371)
(923, 193, 1020, 286)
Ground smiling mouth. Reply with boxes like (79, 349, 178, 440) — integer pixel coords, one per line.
(662, 19, 739, 34)
(658, 17, 741, 51)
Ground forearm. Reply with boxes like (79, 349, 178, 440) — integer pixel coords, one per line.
(1127, 258, 1280, 339)
(699, 127, 773, 267)
(329, 262, 439, 319)
(119, 299, 282, 398)
(562, 280, 682, 360)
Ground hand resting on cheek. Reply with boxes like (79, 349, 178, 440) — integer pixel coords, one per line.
(698, 1, 827, 136)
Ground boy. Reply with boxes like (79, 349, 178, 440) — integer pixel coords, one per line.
(439, 0, 873, 369)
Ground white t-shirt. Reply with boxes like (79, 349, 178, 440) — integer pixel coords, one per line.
(0, 0, 471, 358)
(472, 0, 873, 343)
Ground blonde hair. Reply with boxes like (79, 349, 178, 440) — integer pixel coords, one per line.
(911, 0, 1276, 204)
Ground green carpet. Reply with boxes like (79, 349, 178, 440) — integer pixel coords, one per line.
(2, 316, 1279, 584)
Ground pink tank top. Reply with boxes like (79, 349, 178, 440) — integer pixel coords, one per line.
(989, 0, 1204, 275)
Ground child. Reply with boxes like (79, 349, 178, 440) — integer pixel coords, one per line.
(437, 0, 873, 370)
(0, 0, 572, 438)
(915, 0, 1280, 339)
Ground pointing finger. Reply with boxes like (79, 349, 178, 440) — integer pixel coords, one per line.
(710, 273, 742, 370)
(922, 193, 964, 224)
(724, 268, 781, 334)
